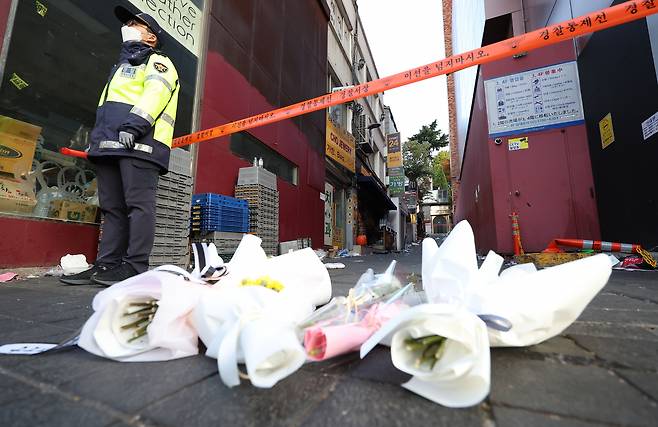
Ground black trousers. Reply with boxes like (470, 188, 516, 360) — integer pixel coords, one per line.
(95, 157, 160, 273)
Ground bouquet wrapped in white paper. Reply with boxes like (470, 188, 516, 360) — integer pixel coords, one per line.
(221, 234, 332, 307)
(421, 221, 613, 347)
(194, 285, 312, 388)
(360, 304, 490, 408)
(193, 233, 331, 388)
(79, 266, 207, 362)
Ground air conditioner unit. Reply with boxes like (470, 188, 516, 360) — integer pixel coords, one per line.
(355, 114, 374, 153)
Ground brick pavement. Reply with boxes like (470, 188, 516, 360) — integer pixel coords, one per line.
(0, 246, 657, 427)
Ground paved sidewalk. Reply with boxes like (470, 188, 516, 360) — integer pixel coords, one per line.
(1, 246, 657, 427)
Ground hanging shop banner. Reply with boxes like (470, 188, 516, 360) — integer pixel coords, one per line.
(326, 118, 356, 173)
(127, 0, 203, 57)
(324, 183, 334, 246)
(387, 133, 404, 197)
(389, 176, 405, 197)
(386, 133, 402, 170)
(403, 191, 418, 211)
(484, 61, 585, 138)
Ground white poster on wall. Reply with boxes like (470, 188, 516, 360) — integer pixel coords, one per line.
(642, 112, 658, 141)
(484, 61, 585, 137)
(127, 0, 203, 57)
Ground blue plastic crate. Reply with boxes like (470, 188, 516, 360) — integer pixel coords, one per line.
(190, 221, 249, 233)
(192, 193, 248, 208)
(191, 205, 248, 217)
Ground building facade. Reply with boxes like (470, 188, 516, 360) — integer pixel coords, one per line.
(325, 0, 397, 251)
(0, 0, 330, 267)
(443, 0, 658, 253)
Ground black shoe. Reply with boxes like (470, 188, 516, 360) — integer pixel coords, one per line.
(60, 264, 109, 285)
(91, 263, 139, 287)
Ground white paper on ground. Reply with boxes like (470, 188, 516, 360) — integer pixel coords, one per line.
(360, 304, 490, 408)
(0, 343, 57, 355)
(78, 266, 206, 362)
(421, 220, 613, 348)
(324, 263, 346, 269)
(60, 254, 89, 275)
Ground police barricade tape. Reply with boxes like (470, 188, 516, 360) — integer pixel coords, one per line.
(61, 1, 658, 159)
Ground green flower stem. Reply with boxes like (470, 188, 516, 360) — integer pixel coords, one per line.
(123, 306, 157, 316)
(122, 299, 159, 343)
(405, 335, 447, 370)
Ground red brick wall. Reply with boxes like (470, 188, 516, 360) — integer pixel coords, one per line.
(442, 0, 460, 214)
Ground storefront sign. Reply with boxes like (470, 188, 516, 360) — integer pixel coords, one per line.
(484, 61, 585, 137)
(387, 133, 404, 197)
(127, 0, 203, 57)
(387, 133, 402, 169)
(599, 113, 615, 149)
(324, 183, 334, 246)
(403, 191, 418, 211)
(642, 111, 658, 141)
(389, 175, 405, 197)
(508, 136, 529, 151)
(326, 117, 355, 173)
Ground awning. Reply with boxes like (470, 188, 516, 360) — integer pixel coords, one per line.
(357, 176, 397, 211)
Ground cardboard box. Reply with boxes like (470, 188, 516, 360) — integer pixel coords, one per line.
(0, 133, 38, 178)
(0, 116, 41, 179)
(48, 199, 98, 223)
(0, 115, 42, 141)
(0, 177, 37, 213)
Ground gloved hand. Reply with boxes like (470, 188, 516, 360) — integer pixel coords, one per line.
(118, 131, 136, 149)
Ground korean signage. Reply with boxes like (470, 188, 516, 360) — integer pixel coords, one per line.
(642, 111, 658, 141)
(127, 0, 203, 57)
(508, 136, 529, 151)
(326, 117, 356, 173)
(599, 113, 615, 149)
(484, 61, 585, 137)
(386, 133, 404, 196)
(403, 191, 418, 212)
(324, 183, 334, 246)
(388, 176, 405, 196)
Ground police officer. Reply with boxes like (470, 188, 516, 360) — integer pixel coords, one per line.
(61, 6, 179, 286)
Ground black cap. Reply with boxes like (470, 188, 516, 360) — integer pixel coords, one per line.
(115, 6, 164, 45)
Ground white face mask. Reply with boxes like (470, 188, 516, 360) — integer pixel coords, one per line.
(121, 25, 143, 43)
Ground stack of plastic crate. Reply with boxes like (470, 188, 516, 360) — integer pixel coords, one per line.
(190, 193, 249, 234)
(149, 148, 193, 269)
(234, 166, 279, 256)
(190, 231, 245, 262)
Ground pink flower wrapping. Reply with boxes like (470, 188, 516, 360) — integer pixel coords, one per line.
(304, 302, 406, 361)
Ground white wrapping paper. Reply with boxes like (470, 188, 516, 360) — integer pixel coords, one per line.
(219, 235, 332, 307)
(79, 266, 206, 362)
(422, 221, 613, 347)
(191, 234, 333, 388)
(360, 304, 490, 408)
(193, 286, 312, 388)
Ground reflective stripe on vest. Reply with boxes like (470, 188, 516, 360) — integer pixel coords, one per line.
(145, 74, 175, 93)
(99, 140, 153, 154)
(161, 112, 175, 127)
(130, 106, 156, 125)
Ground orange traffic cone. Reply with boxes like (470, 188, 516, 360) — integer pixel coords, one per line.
(511, 212, 524, 255)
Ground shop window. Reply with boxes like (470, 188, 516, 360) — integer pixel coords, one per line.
(0, 0, 202, 223)
(230, 132, 298, 185)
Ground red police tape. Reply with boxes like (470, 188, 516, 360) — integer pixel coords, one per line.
(61, 1, 658, 159)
